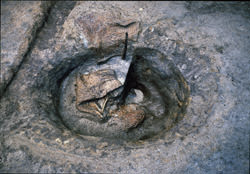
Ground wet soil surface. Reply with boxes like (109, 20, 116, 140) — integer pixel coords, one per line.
(0, 2, 249, 173)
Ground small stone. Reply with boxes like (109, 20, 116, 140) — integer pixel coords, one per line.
(181, 64, 187, 70)
(149, 26, 154, 32)
(175, 132, 182, 137)
(193, 74, 199, 79)
(126, 89, 144, 104)
(63, 140, 70, 145)
(55, 138, 62, 144)
(139, 8, 143, 11)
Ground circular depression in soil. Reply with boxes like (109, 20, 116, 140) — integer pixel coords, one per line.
(58, 48, 190, 140)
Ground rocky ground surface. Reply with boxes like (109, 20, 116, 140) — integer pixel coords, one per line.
(0, 1, 249, 173)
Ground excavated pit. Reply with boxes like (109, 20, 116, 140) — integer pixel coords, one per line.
(58, 48, 190, 140)
(1, 2, 249, 173)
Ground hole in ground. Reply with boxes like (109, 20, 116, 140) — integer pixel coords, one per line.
(58, 48, 190, 141)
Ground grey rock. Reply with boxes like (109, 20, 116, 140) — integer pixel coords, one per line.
(61, 1, 141, 51)
(0, 1, 52, 96)
(125, 89, 144, 104)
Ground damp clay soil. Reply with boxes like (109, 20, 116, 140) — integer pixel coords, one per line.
(0, 2, 249, 173)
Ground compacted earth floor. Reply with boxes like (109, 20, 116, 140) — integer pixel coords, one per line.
(0, 1, 249, 173)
